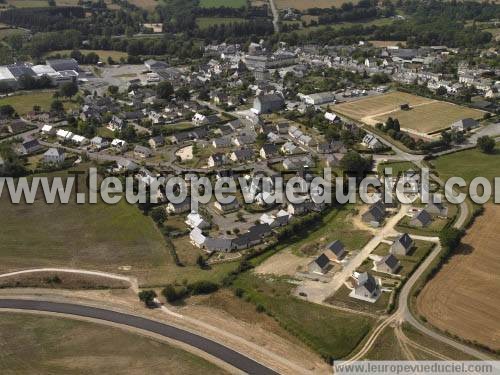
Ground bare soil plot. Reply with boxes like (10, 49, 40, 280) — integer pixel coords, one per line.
(417, 204, 500, 351)
(275, 0, 358, 10)
(370, 40, 406, 48)
(254, 250, 309, 276)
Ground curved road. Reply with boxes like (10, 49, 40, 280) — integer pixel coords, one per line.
(0, 299, 278, 375)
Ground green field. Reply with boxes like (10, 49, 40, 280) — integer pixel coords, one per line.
(199, 0, 246, 8)
(0, 91, 78, 115)
(6, 0, 48, 7)
(431, 145, 500, 184)
(0, 27, 30, 40)
(233, 273, 373, 360)
(0, 313, 228, 374)
(45, 49, 128, 61)
(196, 17, 246, 29)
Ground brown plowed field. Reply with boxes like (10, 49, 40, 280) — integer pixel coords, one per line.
(417, 204, 500, 351)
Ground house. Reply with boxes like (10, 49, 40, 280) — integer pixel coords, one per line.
(426, 195, 448, 217)
(232, 224, 272, 250)
(19, 139, 43, 155)
(324, 112, 340, 123)
(302, 91, 336, 106)
(260, 144, 278, 159)
(282, 156, 314, 170)
(325, 154, 342, 168)
(134, 145, 152, 158)
(214, 200, 240, 213)
(324, 240, 346, 262)
(185, 211, 210, 229)
(252, 94, 285, 114)
(287, 202, 307, 216)
(233, 134, 256, 147)
(307, 254, 331, 275)
(281, 141, 297, 155)
(43, 148, 65, 165)
(144, 59, 169, 71)
(230, 148, 254, 162)
(90, 136, 110, 150)
(116, 158, 139, 172)
(190, 227, 207, 248)
(450, 118, 479, 132)
(7, 120, 29, 134)
(71, 135, 88, 146)
(390, 233, 414, 256)
(374, 254, 400, 274)
(362, 134, 384, 150)
(208, 153, 227, 167)
(111, 139, 127, 151)
(148, 136, 165, 150)
(212, 136, 232, 148)
(410, 209, 432, 227)
(353, 272, 381, 301)
(204, 237, 233, 253)
(107, 115, 124, 132)
(166, 200, 191, 214)
(361, 203, 386, 226)
(41, 125, 55, 135)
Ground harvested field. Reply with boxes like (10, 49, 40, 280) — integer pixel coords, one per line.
(417, 204, 500, 351)
(275, 0, 357, 10)
(333, 91, 485, 135)
(370, 40, 406, 48)
(254, 250, 308, 276)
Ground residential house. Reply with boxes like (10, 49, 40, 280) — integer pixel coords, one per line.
(212, 136, 232, 148)
(214, 200, 240, 213)
(233, 134, 256, 147)
(230, 148, 254, 163)
(362, 134, 384, 150)
(391, 233, 414, 256)
(252, 94, 285, 114)
(282, 156, 314, 170)
(190, 227, 207, 248)
(185, 211, 210, 229)
(410, 209, 432, 227)
(307, 254, 331, 275)
(426, 196, 448, 218)
(208, 153, 227, 167)
(324, 240, 346, 262)
(450, 118, 479, 132)
(111, 139, 127, 151)
(134, 145, 152, 158)
(19, 139, 43, 155)
(43, 148, 65, 165)
(281, 141, 298, 155)
(374, 254, 400, 274)
(353, 272, 381, 301)
(91, 136, 110, 150)
(302, 91, 336, 106)
(204, 237, 233, 253)
(116, 158, 139, 172)
(260, 144, 278, 159)
(166, 200, 191, 214)
(41, 125, 55, 136)
(148, 136, 165, 150)
(362, 202, 386, 226)
(107, 115, 124, 132)
(287, 202, 307, 216)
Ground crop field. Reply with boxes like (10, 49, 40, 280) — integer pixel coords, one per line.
(417, 204, 500, 351)
(199, 0, 246, 8)
(275, 0, 358, 10)
(333, 91, 485, 135)
(0, 313, 228, 374)
(196, 17, 246, 29)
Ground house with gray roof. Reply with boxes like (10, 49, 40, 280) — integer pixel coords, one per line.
(352, 272, 381, 302)
(252, 94, 285, 114)
(390, 233, 414, 256)
(374, 254, 401, 274)
(410, 209, 432, 227)
(426, 195, 448, 218)
(450, 118, 478, 132)
(307, 253, 331, 275)
(362, 203, 386, 226)
(324, 240, 346, 262)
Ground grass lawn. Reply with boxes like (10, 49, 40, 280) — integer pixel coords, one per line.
(0, 91, 78, 115)
(396, 215, 450, 236)
(430, 145, 500, 184)
(364, 327, 406, 360)
(96, 127, 115, 138)
(275, 0, 358, 11)
(326, 285, 391, 315)
(377, 161, 419, 175)
(196, 17, 246, 29)
(233, 273, 373, 360)
(45, 49, 128, 61)
(6, 0, 48, 7)
(0, 313, 228, 374)
(199, 0, 246, 8)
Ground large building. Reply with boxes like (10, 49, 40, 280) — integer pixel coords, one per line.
(252, 94, 285, 114)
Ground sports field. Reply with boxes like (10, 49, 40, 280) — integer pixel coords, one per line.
(333, 91, 485, 135)
(275, 0, 357, 10)
(417, 204, 500, 351)
(199, 0, 246, 8)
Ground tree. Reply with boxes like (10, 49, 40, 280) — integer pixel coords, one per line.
(340, 151, 371, 174)
(176, 86, 191, 101)
(151, 206, 167, 224)
(162, 284, 188, 302)
(0, 104, 15, 117)
(477, 135, 495, 154)
(59, 82, 78, 99)
(196, 255, 207, 269)
(108, 85, 119, 96)
(138, 290, 157, 307)
(436, 86, 447, 96)
(156, 81, 174, 99)
(50, 100, 64, 113)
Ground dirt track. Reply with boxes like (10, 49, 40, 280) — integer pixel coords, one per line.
(417, 204, 500, 351)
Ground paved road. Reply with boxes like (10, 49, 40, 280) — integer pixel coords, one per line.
(268, 0, 279, 33)
(0, 299, 278, 375)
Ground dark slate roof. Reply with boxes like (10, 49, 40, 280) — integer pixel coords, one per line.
(397, 233, 413, 250)
(211, 153, 225, 163)
(248, 223, 272, 237)
(204, 237, 232, 251)
(314, 253, 330, 269)
(261, 143, 278, 155)
(362, 273, 378, 293)
(327, 240, 345, 255)
(381, 254, 400, 269)
(414, 209, 432, 225)
(233, 148, 254, 159)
